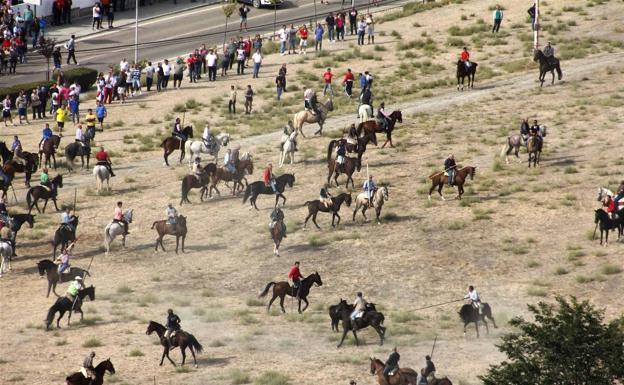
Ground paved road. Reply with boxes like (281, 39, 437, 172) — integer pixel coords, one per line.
(5, 0, 403, 87)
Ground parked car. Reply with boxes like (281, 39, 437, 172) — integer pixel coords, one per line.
(238, 0, 283, 8)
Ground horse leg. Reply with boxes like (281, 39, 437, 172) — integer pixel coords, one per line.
(159, 236, 166, 251)
(301, 297, 309, 313)
(362, 206, 368, 221)
(52, 198, 60, 212)
(438, 184, 445, 200)
(475, 318, 480, 338)
(189, 346, 198, 367)
(274, 194, 279, 207)
(175, 236, 180, 254)
(352, 330, 359, 346)
(373, 325, 384, 345)
(34, 199, 42, 214)
(57, 310, 66, 328)
(267, 294, 277, 312)
(483, 318, 490, 335)
(280, 193, 287, 206)
(180, 346, 186, 366)
(337, 328, 349, 348)
(42, 198, 49, 213)
(551, 70, 555, 85)
(312, 213, 321, 229)
(279, 294, 286, 313)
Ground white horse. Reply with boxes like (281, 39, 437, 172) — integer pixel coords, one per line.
(352, 186, 389, 224)
(279, 131, 298, 168)
(358, 104, 373, 123)
(185, 132, 230, 166)
(104, 209, 133, 254)
(93, 165, 111, 194)
(597, 187, 614, 202)
(0, 241, 13, 277)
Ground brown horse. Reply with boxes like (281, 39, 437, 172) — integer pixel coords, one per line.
(327, 141, 359, 188)
(206, 158, 253, 198)
(428, 166, 476, 200)
(161, 126, 194, 166)
(259, 272, 323, 313)
(357, 110, 403, 148)
(151, 215, 187, 254)
(179, 166, 213, 205)
(26, 174, 63, 214)
(303, 192, 352, 229)
(271, 220, 285, 257)
(369, 357, 419, 385)
(146, 321, 203, 367)
(39, 135, 61, 169)
(527, 136, 543, 168)
(66, 358, 115, 385)
(4, 153, 38, 187)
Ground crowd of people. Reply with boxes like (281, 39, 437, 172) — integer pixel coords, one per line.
(0, 3, 46, 75)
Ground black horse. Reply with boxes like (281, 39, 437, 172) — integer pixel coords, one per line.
(335, 299, 385, 348)
(242, 173, 296, 210)
(9, 213, 35, 256)
(329, 299, 377, 332)
(258, 272, 323, 314)
(26, 174, 63, 214)
(37, 259, 90, 297)
(0, 141, 12, 164)
(45, 285, 95, 329)
(52, 216, 79, 258)
(459, 303, 497, 338)
(457, 60, 478, 90)
(534, 49, 562, 87)
(64, 142, 91, 172)
(303, 192, 352, 229)
(594, 208, 623, 245)
(66, 358, 115, 385)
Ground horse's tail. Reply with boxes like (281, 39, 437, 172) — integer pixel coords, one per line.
(500, 138, 511, 158)
(160, 138, 168, 148)
(555, 63, 562, 80)
(151, 221, 159, 230)
(303, 201, 313, 208)
(45, 302, 57, 328)
(428, 172, 441, 181)
(180, 178, 188, 203)
(242, 184, 252, 204)
(26, 188, 32, 208)
(258, 282, 276, 298)
(327, 140, 336, 162)
(188, 334, 204, 354)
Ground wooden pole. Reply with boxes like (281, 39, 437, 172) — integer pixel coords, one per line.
(534, 0, 540, 50)
(430, 336, 437, 359)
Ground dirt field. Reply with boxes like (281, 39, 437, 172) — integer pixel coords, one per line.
(1, 1, 623, 384)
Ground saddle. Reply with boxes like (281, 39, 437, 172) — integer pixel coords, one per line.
(41, 184, 52, 192)
(388, 367, 399, 376)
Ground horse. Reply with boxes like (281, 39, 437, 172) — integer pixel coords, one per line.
(353, 186, 389, 224)
(358, 104, 373, 123)
(330, 299, 377, 332)
(335, 299, 385, 348)
(0, 165, 15, 199)
(161, 126, 194, 166)
(303, 192, 352, 229)
(594, 209, 623, 246)
(206, 156, 254, 198)
(259, 272, 323, 314)
(526, 135, 544, 168)
(93, 165, 111, 193)
(534, 49, 562, 87)
(428, 166, 476, 200)
(66, 358, 115, 385)
(146, 321, 204, 367)
(37, 259, 90, 297)
(331, 131, 377, 170)
(369, 357, 419, 385)
(0, 141, 12, 164)
(180, 167, 212, 205)
(596, 187, 615, 203)
(26, 174, 63, 214)
(457, 60, 478, 90)
(45, 285, 95, 329)
(293, 99, 334, 137)
(327, 141, 359, 188)
(104, 209, 133, 254)
(279, 131, 297, 168)
(0, 241, 13, 278)
(64, 142, 91, 172)
(242, 173, 295, 210)
(185, 132, 230, 166)
(357, 110, 403, 148)
(270, 219, 285, 257)
(151, 215, 187, 254)
(458, 303, 497, 338)
(501, 125, 547, 164)
(9, 213, 35, 256)
(39, 135, 61, 169)
(52, 216, 79, 259)
(4, 155, 38, 187)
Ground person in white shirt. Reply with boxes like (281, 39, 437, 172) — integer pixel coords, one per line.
(206, 49, 218, 82)
(75, 124, 86, 147)
(223, 149, 236, 174)
(464, 285, 482, 314)
(119, 58, 129, 72)
(252, 49, 263, 79)
(162, 59, 171, 89)
(278, 25, 288, 55)
(144, 62, 155, 91)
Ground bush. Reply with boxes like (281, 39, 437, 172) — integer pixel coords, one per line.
(82, 337, 103, 348)
(0, 80, 53, 105)
(254, 371, 290, 385)
(61, 67, 99, 91)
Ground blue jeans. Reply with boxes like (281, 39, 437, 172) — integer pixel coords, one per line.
(280, 41, 286, 54)
(328, 28, 335, 41)
(253, 62, 261, 78)
(277, 86, 283, 101)
(323, 84, 333, 97)
(447, 170, 455, 186)
(270, 180, 278, 194)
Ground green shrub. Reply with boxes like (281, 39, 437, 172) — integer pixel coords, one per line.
(254, 371, 290, 385)
(82, 337, 103, 348)
(231, 368, 251, 384)
(62, 67, 99, 91)
(600, 264, 622, 275)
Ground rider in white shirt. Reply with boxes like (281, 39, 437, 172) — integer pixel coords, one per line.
(464, 285, 482, 314)
(75, 124, 86, 147)
(202, 125, 213, 148)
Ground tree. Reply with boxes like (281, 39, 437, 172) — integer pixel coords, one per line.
(270, 0, 278, 38)
(222, 0, 237, 47)
(38, 37, 58, 81)
(480, 296, 624, 385)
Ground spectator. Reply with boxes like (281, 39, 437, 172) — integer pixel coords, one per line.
(298, 25, 309, 55)
(357, 17, 366, 45)
(69, 95, 80, 125)
(236, 44, 245, 75)
(323, 68, 333, 97)
(56, 104, 68, 135)
(343, 68, 354, 97)
(24, 5, 34, 37)
(359, 72, 367, 91)
(252, 49, 262, 78)
(52, 0, 62, 26)
(366, 14, 375, 44)
(156, 62, 163, 92)
(239, 4, 250, 32)
(185, 54, 195, 83)
(528, 3, 536, 31)
(130, 64, 141, 96)
(92, 2, 102, 30)
(15, 90, 29, 125)
(315, 23, 324, 51)
(107, 6, 114, 28)
(2, 95, 14, 127)
(492, 5, 503, 33)
(38, 85, 49, 118)
(95, 101, 107, 131)
(173, 58, 185, 88)
(65, 34, 78, 65)
(228, 85, 237, 114)
(325, 13, 335, 43)
(244, 84, 253, 114)
(288, 23, 297, 54)
(227, 38, 237, 70)
(63, 0, 72, 25)
(145, 61, 154, 91)
(278, 24, 288, 55)
(279, 64, 287, 91)
(349, 7, 358, 35)
(221, 45, 230, 76)
(31, 17, 41, 48)
(336, 13, 345, 41)
(31, 88, 42, 120)
(243, 36, 252, 67)
(53, 47, 62, 69)
(276, 71, 285, 101)
(162, 59, 171, 89)
(38, 17, 47, 39)
(206, 48, 218, 81)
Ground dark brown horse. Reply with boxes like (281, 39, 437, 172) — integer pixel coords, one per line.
(207, 158, 253, 198)
(151, 215, 187, 253)
(161, 126, 194, 166)
(66, 358, 115, 385)
(335, 299, 385, 348)
(369, 357, 419, 385)
(428, 166, 476, 200)
(327, 141, 359, 188)
(4, 153, 38, 187)
(357, 110, 403, 148)
(459, 303, 497, 338)
(303, 192, 352, 229)
(146, 321, 203, 367)
(259, 272, 323, 313)
(37, 259, 90, 298)
(457, 60, 478, 90)
(270, 220, 285, 257)
(527, 135, 543, 168)
(26, 174, 63, 214)
(39, 135, 61, 169)
(179, 165, 213, 205)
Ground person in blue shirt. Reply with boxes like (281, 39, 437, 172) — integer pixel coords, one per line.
(315, 23, 324, 52)
(39, 123, 54, 150)
(363, 175, 377, 207)
(95, 102, 107, 131)
(69, 96, 80, 124)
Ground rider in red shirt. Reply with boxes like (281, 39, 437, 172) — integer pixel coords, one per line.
(95, 146, 115, 177)
(263, 163, 277, 194)
(460, 47, 471, 69)
(288, 261, 304, 298)
(603, 195, 616, 218)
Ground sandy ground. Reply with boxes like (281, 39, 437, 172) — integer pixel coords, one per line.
(1, 1, 623, 384)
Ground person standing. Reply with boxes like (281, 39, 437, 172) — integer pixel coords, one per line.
(156, 62, 163, 92)
(69, 95, 80, 125)
(278, 25, 288, 55)
(228, 85, 237, 114)
(63, 0, 73, 25)
(239, 4, 250, 33)
(56, 104, 68, 136)
(279, 64, 288, 91)
(236, 44, 246, 75)
(366, 14, 375, 44)
(325, 13, 335, 43)
(162, 59, 172, 89)
(15, 91, 29, 125)
(357, 17, 366, 45)
(528, 3, 536, 31)
(31, 17, 41, 48)
(206, 49, 218, 81)
(298, 25, 309, 55)
(145, 62, 154, 91)
(276, 71, 286, 101)
(65, 35, 78, 65)
(31, 88, 42, 120)
(92, 2, 102, 30)
(315, 23, 324, 52)
(53, 47, 62, 69)
(252, 49, 263, 79)
(288, 24, 297, 55)
(492, 5, 503, 33)
(349, 7, 358, 35)
(24, 5, 34, 37)
(323, 68, 333, 97)
(244, 85, 254, 114)
(343, 68, 354, 98)
(95, 101, 107, 131)
(107, 6, 115, 28)
(336, 14, 345, 41)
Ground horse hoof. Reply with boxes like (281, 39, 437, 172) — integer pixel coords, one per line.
(195, 364, 198, 368)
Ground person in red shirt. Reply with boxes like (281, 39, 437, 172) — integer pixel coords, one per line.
(603, 195, 615, 218)
(186, 54, 196, 83)
(323, 68, 333, 97)
(288, 261, 304, 298)
(298, 25, 309, 54)
(263, 163, 277, 194)
(96, 146, 115, 177)
(342, 68, 354, 97)
(243, 37, 252, 66)
(460, 46, 471, 70)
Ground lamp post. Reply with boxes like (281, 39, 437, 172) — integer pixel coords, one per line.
(134, 0, 139, 63)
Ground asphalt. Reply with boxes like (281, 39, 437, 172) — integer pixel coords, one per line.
(2, 0, 405, 88)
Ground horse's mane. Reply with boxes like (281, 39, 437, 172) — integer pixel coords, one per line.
(372, 358, 384, 366)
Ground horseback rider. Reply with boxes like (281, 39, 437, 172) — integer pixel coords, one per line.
(614, 181, 624, 211)
(0, 219, 12, 249)
(224, 149, 237, 175)
(54, 242, 74, 274)
(363, 175, 377, 208)
(202, 124, 215, 151)
(360, 87, 373, 112)
(444, 155, 457, 186)
(383, 347, 401, 385)
(263, 163, 278, 195)
(172, 118, 186, 141)
(192, 157, 205, 182)
(419, 355, 436, 385)
(543, 41, 556, 65)
(460, 46, 471, 70)
(529, 119, 542, 147)
(520, 118, 530, 144)
(67, 275, 84, 302)
(11, 136, 25, 165)
(288, 261, 303, 299)
(61, 207, 76, 233)
(320, 185, 333, 209)
(464, 285, 483, 314)
(113, 201, 129, 235)
(283, 123, 298, 152)
(40, 168, 52, 190)
(603, 195, 616, 219)
(377, 102, 390, 131)
(350, 292, 368, 327)
(80, 351, 96, 380)
(269, 205, 286, 238)
(304, 88, 320, 116)
(166, 203, 178, 231)
(95, 146, 116, 177)
(39, 123, 54, 150)
(75, 124, 87, 148)
(335, 141, 347, 173)
(165, 309, 181, 346)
